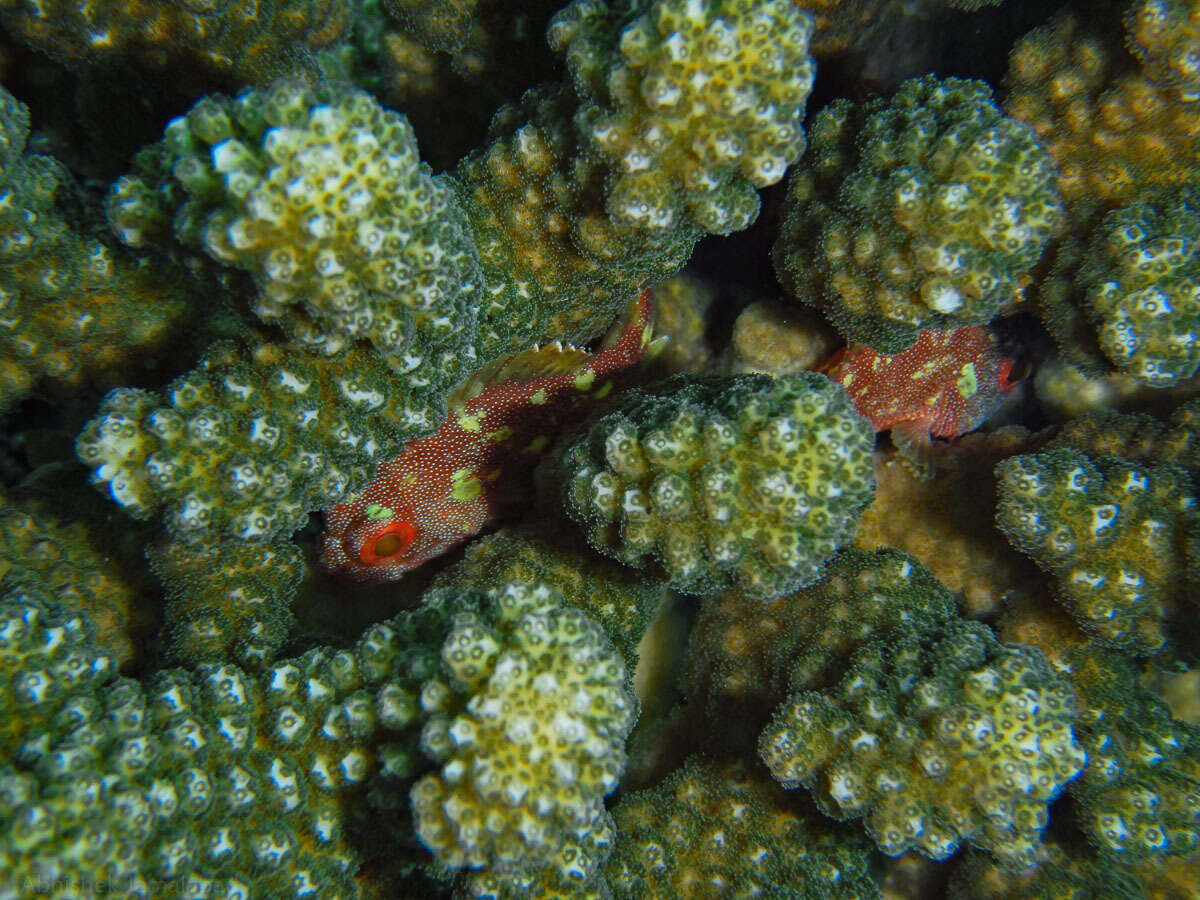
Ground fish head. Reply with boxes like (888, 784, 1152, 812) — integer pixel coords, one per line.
(320, 491, 488, 583)
(947, 345, 1027, 436)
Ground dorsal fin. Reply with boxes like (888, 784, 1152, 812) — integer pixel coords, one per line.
(447, 290, 654, 408)
(447, 342, 595, 407)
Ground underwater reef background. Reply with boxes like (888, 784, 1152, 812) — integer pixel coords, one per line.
(1, 0, 1199, 896)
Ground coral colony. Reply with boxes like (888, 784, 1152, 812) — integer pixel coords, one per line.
(0, 0, 1199, 897)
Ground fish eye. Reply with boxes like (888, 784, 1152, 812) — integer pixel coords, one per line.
(360, 521, 417, 565)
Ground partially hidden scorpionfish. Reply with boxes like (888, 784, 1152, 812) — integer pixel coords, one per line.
(823, 325, 1022, 469)
(321, 290, 656, 582)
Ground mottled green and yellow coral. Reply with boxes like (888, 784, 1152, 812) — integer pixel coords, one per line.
(1004, 13, 1200, 223)
(774, 75, 1062, 352)
(760, 616, 1085, 870)
(76, 340, 433, 544)
(682, 549, 960, 761)
(538, 372, 875, 599)
(0, 87, 191, 412)
(964, 623, 1200, 894)
(551, 0, 813, 237)
(108, 80, 480, 385)
(1056, 645, 1200, 863)
(995, 447, 1194, 652)
(604, 756, 879, 898)
(0, 586, 366, 898)
(150, 536, 306, 669)
(773, 549, 962, 685)
(0, 577, 635, 898)
(431, 522, 667, 667)
(454, 0, 815, 356)
(1045, 186, 1200, 388)
(1126, 0, 1200, 102)
(0, 490, 151, 668)
(0, 0, 351, 83)
(451, 87, 610, 356)
(410, 582, 636, 893)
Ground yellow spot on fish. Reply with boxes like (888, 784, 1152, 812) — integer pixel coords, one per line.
(910, 359, 941, 380)
(841, 372, 855, 388)
(594, 380, 614, 400)
(450, 468, 483, 502)
(457, 409, 486, 432)
(574, 368, 596, 391)
(641, 322, 653, 346)
(529, 388, 548, 405)
(522, 435, 550, 455)
(487, 426, 514, 444)
(956, 362, 978, 399)
(365, 503, 395, 520)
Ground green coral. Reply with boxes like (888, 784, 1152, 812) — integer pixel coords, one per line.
(0, 87, 192, 412)
(410, 582, 636, 893)
(773, 75, 1062, 352)
(538, 372, 875, 599)
(1049, 186, 1200, 388)
(684, 550, 960, 757)
(431, 522, 667, 668)
(604, 756, 879, 899)
(0, 0, 351, 83)
(950, 840, 1158, 899)
(107, 80, 480, 386)
(0, 490, 150, 669)
(951, 644, 1200, 897)
(1126, 0, 1200, 103)
(453, 0, 815, 357)
(551, 0, 814, 236)
(760, 618, 1085, 871)
(995, 447, 1195, 652)
(1061, 645, 1200, 862)
(0, 579, 634, 896)
(0, 586, 365, 898)
(75, 340, 432, 544)
(764, 548, 961, 690)
(150, 536, 306, 669)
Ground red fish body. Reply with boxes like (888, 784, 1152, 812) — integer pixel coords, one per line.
(321, 291, 654, 582)
(824, 326, 1021, 463)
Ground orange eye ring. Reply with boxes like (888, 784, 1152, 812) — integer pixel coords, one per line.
(359, 521, 417, 565)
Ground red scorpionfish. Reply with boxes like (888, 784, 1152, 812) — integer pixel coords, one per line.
(321, 290, 656, 582)
(823, 325, 1022, 471)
